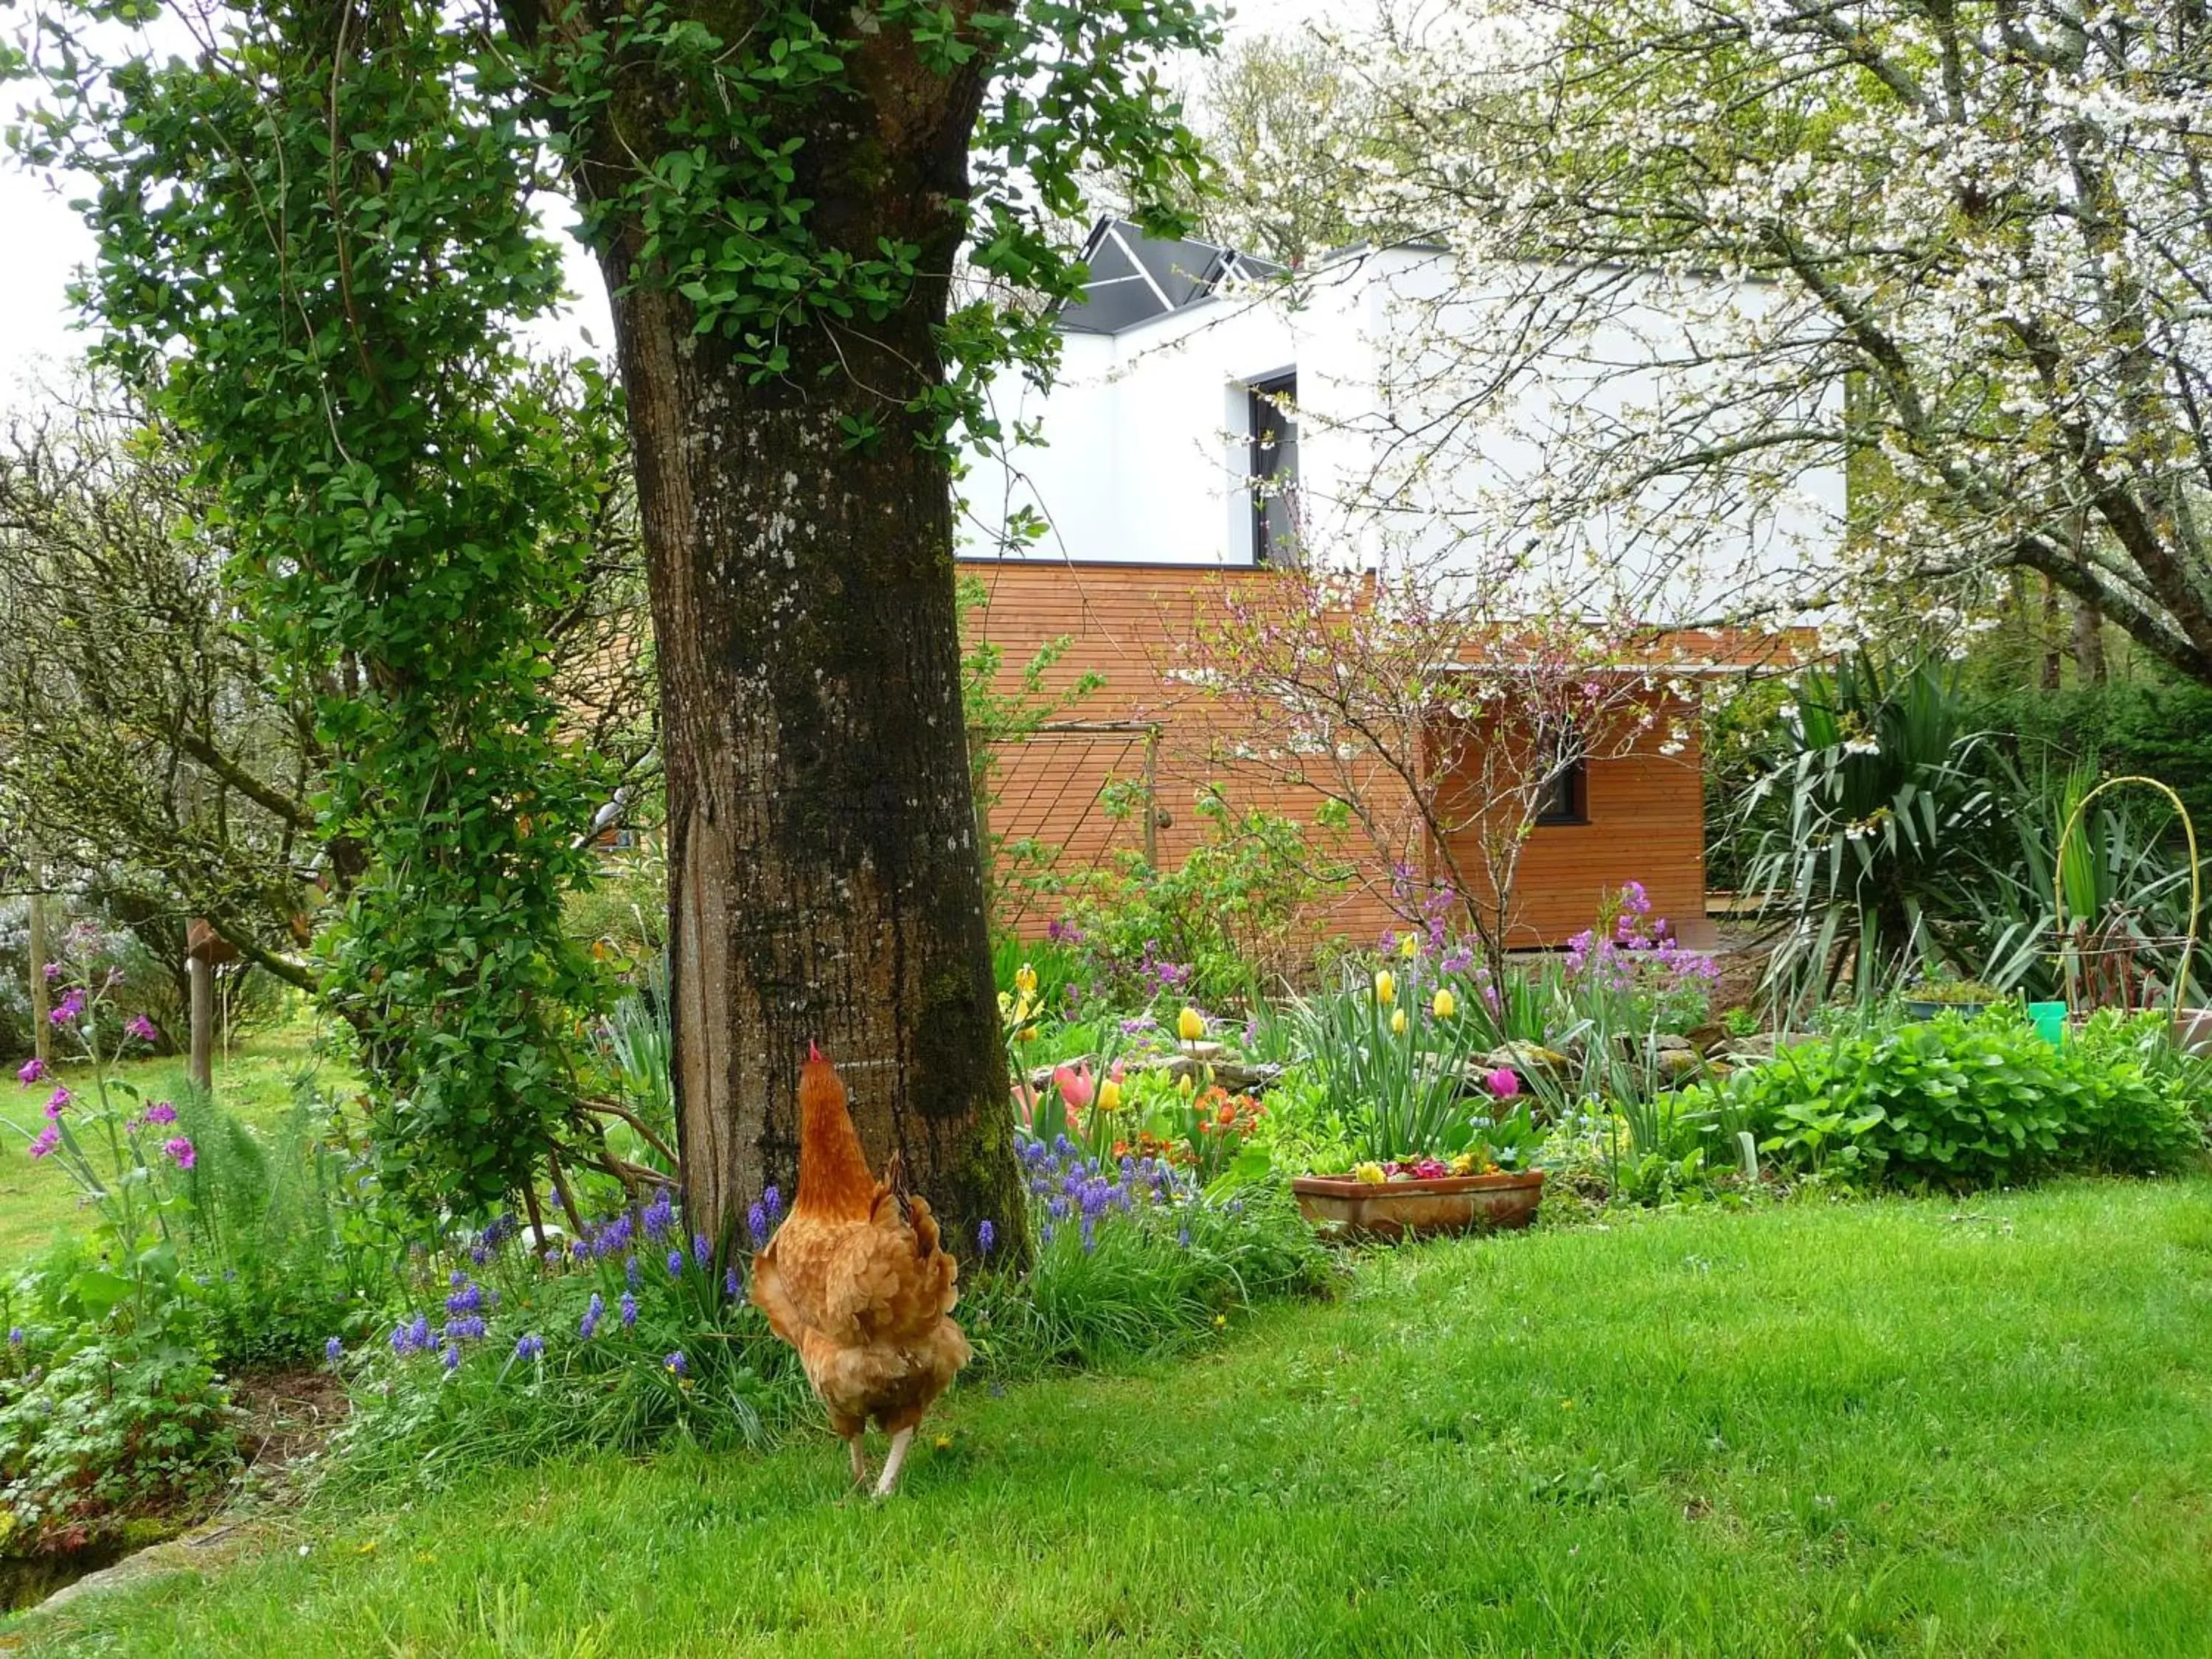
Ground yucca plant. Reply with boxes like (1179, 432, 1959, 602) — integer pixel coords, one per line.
(1734, 652, 2009, 1016)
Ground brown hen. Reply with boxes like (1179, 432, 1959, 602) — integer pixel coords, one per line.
(750, 1042, 971, 1497)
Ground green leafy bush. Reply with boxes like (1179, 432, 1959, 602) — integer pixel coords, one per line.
(1669, 1010, 2205, 1189)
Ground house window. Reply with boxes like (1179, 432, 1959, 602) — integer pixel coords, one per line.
(1249, 372, 1298, 565)
(1535, 748, 1588, 825)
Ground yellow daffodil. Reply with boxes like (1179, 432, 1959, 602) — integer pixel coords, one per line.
(1391, 1007, 1408, 1035)
(1015, 962, 1038, 997)
(1433, 987, 1457, 1019)
(1017, 1025, 1039, 1043)
(1353, 1161, 1386, 1185)
(1399, 931, 1420, 959)
(1374, 970, 1397, 1006)
(1097, 1077, 1123, 1113)
(1178, 1006, 1206, 1042)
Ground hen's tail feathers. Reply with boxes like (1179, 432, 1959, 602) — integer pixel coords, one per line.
(880, 1151, 947, 1262)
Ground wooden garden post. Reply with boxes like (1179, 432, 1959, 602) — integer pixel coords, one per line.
(27, 892, 50, 1065)
(184, 918, 234, 1093)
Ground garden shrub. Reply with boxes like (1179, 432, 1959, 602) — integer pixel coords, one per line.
(1670, 1009, 2205, 1189)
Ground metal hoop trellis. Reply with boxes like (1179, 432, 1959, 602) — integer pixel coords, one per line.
(2053, 774, 2200, 1015)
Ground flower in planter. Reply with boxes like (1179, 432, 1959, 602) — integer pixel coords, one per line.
(1353, 1161, 1386, 1185)
(1433, 987, 1457, 1019)
(1374, 970, 1397, 1006)
(1486, 1067, 1520, 1099)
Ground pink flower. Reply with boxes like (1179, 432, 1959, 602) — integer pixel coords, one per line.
(41, 963, 60, 982)
(142, 1100, 178, 1127)
(124, 1015, 159, 1044)
(1486, 1067, 1520, 1098)
(15, 1057, 45, 1086)
(43, 1087, 69, 1121)
(163, 1136, 196, 1171)
(27, 1125, 58, 1160)
(1051, 1062, 1096, 1112)
(49, 988, 85, 1028)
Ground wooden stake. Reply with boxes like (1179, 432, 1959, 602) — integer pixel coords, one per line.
(187, 954, 214, 1093)
(27, 893, 49, 1065)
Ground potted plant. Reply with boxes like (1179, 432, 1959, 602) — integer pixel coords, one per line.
(1902, 979, 2005, 1020)
(1287, 960, 1546, 1240)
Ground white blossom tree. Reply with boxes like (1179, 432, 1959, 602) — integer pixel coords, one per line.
(1306, 0, 2212, 679)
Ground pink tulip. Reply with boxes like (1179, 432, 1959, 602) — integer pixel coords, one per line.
(1053, 1062, 1096, 1112)
(1486, 1066, 1520, 1098)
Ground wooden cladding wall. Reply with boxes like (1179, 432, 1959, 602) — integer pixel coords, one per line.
(961, 560, 1713, 949)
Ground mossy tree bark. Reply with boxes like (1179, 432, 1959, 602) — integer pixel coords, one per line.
(549, 27, 1024, 1253)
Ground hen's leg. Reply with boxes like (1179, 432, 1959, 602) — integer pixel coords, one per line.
(846, 1430, 870, 1489)
(870, 1427, 915, 1499)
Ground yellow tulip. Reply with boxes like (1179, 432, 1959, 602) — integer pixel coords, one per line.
(1399, 932, 1419, 960)
(1178, 1006, 1206, 1042)
(1391, 1007, 1408, 1035)
(1017, 1025, 1038, 1043)
(1433, 987, 1457, 1019)
(1015, 962, 1038, 997)
(1374, 970, 1397, 1006)
(1097, 1077, 1123, 1113)
(1177, 1072, 1194, 1096)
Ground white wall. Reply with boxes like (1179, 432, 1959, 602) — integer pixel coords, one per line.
(958, 245, 1846, 625)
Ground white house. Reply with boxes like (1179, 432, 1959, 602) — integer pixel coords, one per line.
(958, 220, 1846, 625)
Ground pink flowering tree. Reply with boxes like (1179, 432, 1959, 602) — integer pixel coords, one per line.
(1, 925, 195, 1324)
(1179, 563, 1703, 985)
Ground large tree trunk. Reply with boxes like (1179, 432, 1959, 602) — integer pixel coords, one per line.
(577, 66, 1020, 1253)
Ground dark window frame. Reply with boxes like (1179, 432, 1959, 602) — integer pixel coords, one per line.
(1248, 372, 1298, 566)
(1534, 750, 1590, 827)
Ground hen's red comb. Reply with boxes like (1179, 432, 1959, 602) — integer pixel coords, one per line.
(808, 1040, 823, 1062)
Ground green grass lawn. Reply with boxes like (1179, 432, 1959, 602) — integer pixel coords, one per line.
(0, 1024, 348, 1267)
(13, 1178, 2212, 1656)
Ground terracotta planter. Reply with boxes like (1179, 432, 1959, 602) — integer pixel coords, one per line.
(1291, 1169, 1546, 1242)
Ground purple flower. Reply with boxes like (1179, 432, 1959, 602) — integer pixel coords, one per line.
(977, 1220, 996, 1256)
(667, 1248, 686, 1276)
(442, 1345, 462, 1374)
(28, 1125, 60, 1160)
(43, 1086, 69, 1121)
(448, 1314, 487, 1342)
(163, 1135, 196, 1170)
(469, 1243, 493, 1267)
(641, 1189, 675, 1241)
(724, 1266, 741, 1298)
(1177, 1224, 1192, 1249)
(15, 1057, 45, 1085)
(664, 1350, 687, 1377)
(142, 1100, 178, 1126)
(124, 1015, 159, 1044)
(1080, 1216, 1097, 1253)
(390, 1321, 417, 1357)
(748, 1201, 769, 1246)
(8, 1327, 24, 1347)
(325, 1335, 344, 1368)
(569, 1240, 588, 1264)
(445, 1279, 484, 1316)
(515, 1333, 546, 1362)
(625, 1254, 641, 1290)
(692, 1233, 711, 1266)
(49, 988, 85, 1027)
(41, 962, 60, 983)
(619, 1291, 638, 1330)
(580, 1293, 605, 1338)
(762, 1186, 784, 1225)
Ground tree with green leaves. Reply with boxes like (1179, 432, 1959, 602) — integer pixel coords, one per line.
(15, 0, 1210, 1244)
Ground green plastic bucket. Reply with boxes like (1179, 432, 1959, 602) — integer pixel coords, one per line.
(2028, 1001, 2067, 1047)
